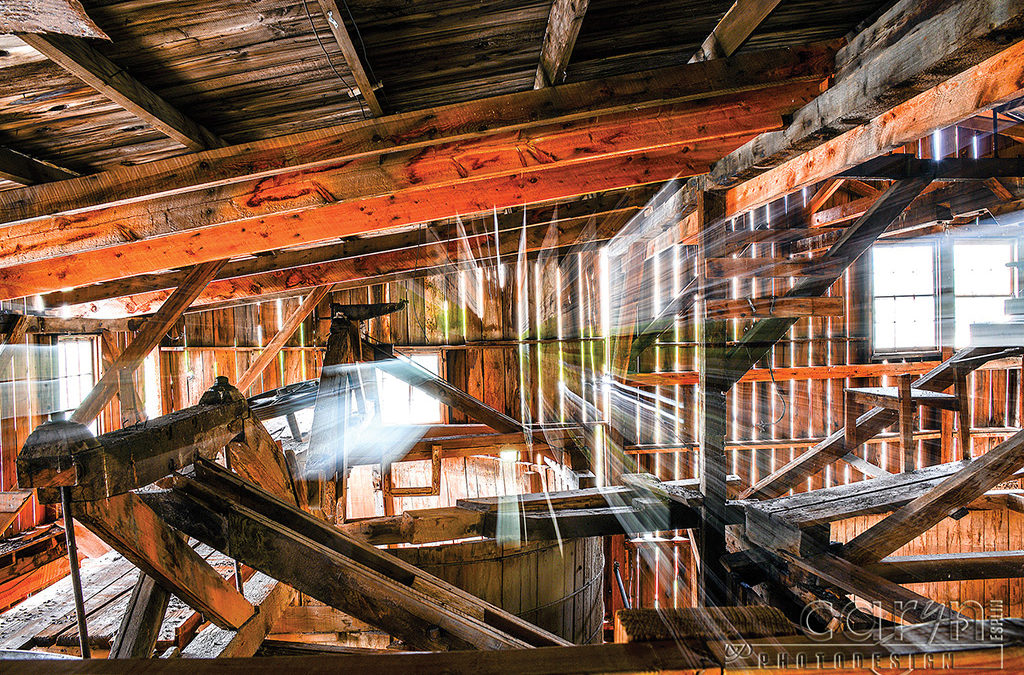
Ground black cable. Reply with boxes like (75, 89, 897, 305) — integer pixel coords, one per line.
(301, 0, 368, 119)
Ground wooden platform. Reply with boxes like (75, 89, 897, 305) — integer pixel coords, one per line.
(0, 545, 246, 656)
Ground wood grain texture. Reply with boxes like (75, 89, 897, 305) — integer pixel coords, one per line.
(19, 33, 224, 152)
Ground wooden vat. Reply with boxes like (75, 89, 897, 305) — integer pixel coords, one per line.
(393, 537, 604, 644)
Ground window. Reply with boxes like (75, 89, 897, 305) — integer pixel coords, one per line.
(953, 241, 1015, 347)
(377, 353, 443, 425)
(872, 243, 937, 352)
(57, 337, 98, 430)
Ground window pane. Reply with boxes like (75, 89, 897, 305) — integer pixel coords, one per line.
(873, 244, 934, 296)
(377, 354, 442, 425)
(954, 242, 1013, 296)
(873, 296, 935, 351)
(955, 296, 1008, 348)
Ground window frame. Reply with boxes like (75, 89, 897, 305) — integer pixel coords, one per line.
(870, 235, 1019, 358)
(870, 240, 941, 358)
(951, 237, 1018, 349)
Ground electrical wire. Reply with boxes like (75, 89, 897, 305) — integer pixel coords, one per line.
(301, 0, 369, 119)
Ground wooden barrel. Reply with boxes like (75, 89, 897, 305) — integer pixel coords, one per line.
(393, 537, 604, 644)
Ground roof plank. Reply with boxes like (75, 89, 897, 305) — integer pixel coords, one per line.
(18, 32, 225, 152)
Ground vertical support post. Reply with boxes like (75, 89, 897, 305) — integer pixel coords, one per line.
(898, 374, 914, 472)
(222, 450, 244, 593)
(286, 413, 303, 441)
(60, 487, 90, 658)
(844, 392, 858, 455)
(954, 370, 971, 460)
(696, 187, 729, 606)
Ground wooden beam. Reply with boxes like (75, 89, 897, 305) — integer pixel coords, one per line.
(0, 146, 77, 185)
(704, 257, 843, 278)
(622, 360, 942, 387)
(108, 574, 170, 659)
(753, 459, 1000, 526)
(19, 389, 247, 502)
(1, 641, 715, 674)
(705, 297, 844, 319)
(0, 42, 832, 228)
(0, 313, 141, 335)
(725, 35, 1024, 214)
(314, 0, 383, 116)
(865, 551, 1024, 584)
(145, 460, 569, 651)
(0, 80, 819, 298)
(40, 191, 646, 312)
(534, 0, 589, 88)
(59, 197, 637, 318)
(714, 0, 1024, 196)
(722, 177, 931, 387)
(74, 493, 254, 630)
(804, 178, 845, 214)
(0, 147, 733, 301)
(842, 429, 1024, 565)
(780, 551, 959, 625)
(696, 187, 730, 606)
(180, 573, 294, 659)
(235, 286, 332, 392)
(690, 0, 784, 62)
(68, 260, 225, 424)
(19, 33, 224, 152)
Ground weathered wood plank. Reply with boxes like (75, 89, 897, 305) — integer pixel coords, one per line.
(842, 429, 1024, 564)
(19, 33, 224, 151)
(690, 0, 784, 62)
(69, 260, 225, 425)
(865, 550, 1024, 584)
(0, 146, 77, 185)
(108, 574, 170, 659)
(75, 493, 254, 630)
(534, 0, 589, 88)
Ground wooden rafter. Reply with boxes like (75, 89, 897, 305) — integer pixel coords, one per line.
(0, 146, 77, 185)
(690, 0, 784, 62)
(842, 429, 1024, 565)
(69, 259, 225, 425)
(19, 33, 224, 152)
(43, 190, 647, 317)
(534, 0, 589, 88)
(0, 80, 820, 300)
(314, 0, 383, 116)
(107, 574, 170, 659)
(713, 0, 1024, 194)
(236, 286, 332, 392)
